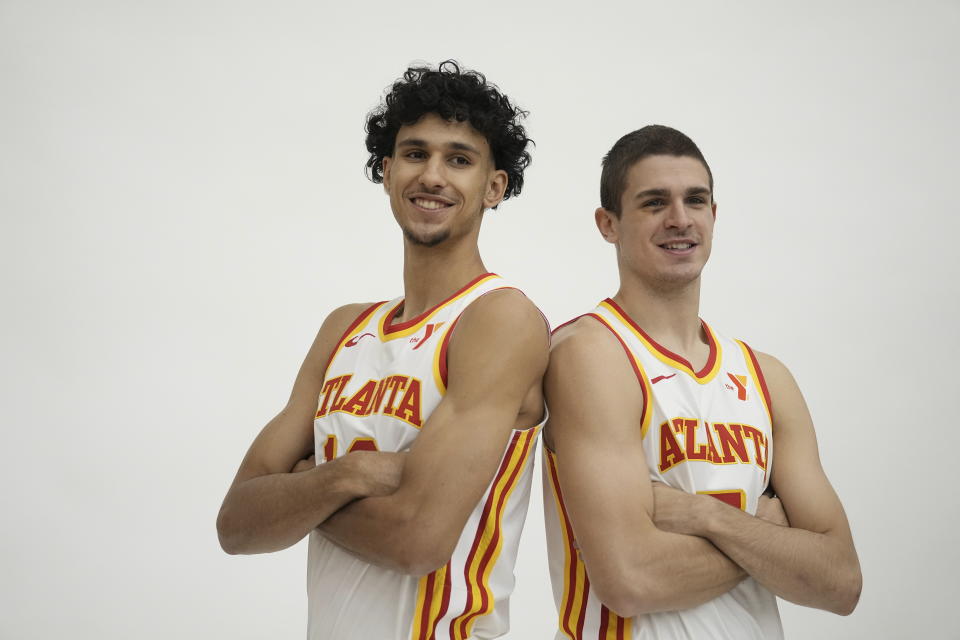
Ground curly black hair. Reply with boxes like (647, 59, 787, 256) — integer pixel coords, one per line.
(365, 60, 532, 203)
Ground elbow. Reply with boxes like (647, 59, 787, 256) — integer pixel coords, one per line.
(387, 513, 457, 576)
(392, 533, 455, 577)
(831, 567, 862, 616)
(216, 503, 248, 555)
(592, 573, 664, 618)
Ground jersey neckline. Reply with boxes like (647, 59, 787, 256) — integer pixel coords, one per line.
(379, 273, 500, 339)
(600, 298, 721, 382)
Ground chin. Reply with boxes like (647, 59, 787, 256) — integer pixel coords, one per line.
(403, 227, 450, 248)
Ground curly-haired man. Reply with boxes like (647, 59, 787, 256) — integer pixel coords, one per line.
(217, 61, 547, 640)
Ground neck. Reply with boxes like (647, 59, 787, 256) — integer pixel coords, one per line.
(399, 229, 487, 321)
(612, 270, 705, 358)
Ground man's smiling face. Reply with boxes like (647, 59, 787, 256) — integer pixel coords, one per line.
(382, 113, 507, 248)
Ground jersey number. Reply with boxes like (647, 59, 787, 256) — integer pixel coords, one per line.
(321, 435, 379, 462)
(700, 489, 746, 511)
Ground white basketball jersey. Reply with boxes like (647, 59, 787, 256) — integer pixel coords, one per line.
(544, 299, 783, 640)
(308, 273, 542, 640)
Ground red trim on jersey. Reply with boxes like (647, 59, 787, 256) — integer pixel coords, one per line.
(587, 313, 650, 429)
(552, 314, 587, 336)
(547, 450, 590, 640)
(598, 607, 609, 639)
(416, 570, 438, 640)
(382, 273, 497, 335)
(741, 341, 773, 415)
(437, 285, 548, 390)
(603, 298, 718, 378)
(437, 315, 460, 389)
(322, 301, 385, 376)
(452, 429, 533, 638)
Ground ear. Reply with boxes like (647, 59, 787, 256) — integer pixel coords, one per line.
(483, 169, 509, 209)
(595, 207, 619, 244)
(712, 201, 717, 220)
(382, 156, 393, 192)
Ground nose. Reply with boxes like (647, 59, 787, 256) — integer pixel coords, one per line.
(664, 199, 693, 230)
(419, 155, 447, 190)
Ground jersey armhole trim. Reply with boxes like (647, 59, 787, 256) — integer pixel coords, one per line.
(586, 313, 654, 438)
(738, 340, 773, 424)
(322, 301, 386, 377)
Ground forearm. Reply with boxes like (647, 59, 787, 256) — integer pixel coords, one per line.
(699, 500, 861, 614)
(318, 490, 443, 575)
(591, 527, 744, 616)
(217, 459, 363, 555)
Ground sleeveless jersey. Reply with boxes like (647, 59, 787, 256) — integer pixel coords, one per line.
(308, 273, 543, 640)
(544, 299, 783, 640)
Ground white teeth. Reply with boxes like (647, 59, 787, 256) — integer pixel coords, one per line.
(663, 243, 693, 250)
(413, 198, 449, 210)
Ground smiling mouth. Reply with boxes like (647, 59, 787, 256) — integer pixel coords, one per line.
(659, 241, 697, 250)
(411, 197, 453, 211)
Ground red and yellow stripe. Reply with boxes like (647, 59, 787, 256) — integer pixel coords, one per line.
(546, 447, 590, 640)
(599, 299, 722, 384)
(446, 426, 539, 639)
(598, 604, 632, 639)
(737, 340, 772, 424)
(410, 562, 452, 640)
(380, 273, 500, 340)
(588, 313, 654, 438)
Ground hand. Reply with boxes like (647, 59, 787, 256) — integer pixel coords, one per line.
(345, 451, 407, 497)
(291, 454, 316, 473)
(756, 494, 790, 527)
(650, 481, 713, 536)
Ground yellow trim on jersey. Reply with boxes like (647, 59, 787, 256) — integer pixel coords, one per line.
(378, 274, 500, 341)
(451, 426, 540, 639)
(409, 563, 449, 640)
(432, 320, 456, 395)
(589, 313, 655, 439)
(324, 302, 388, 376)
(598, 300, 723, 384)
(546, 447, 587, 640)
(738, 340, 772, 425)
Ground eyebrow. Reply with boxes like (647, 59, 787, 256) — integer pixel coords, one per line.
(395, 138, 481, 155)
(634, 186, 711, 200)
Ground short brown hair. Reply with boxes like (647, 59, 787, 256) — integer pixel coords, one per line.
(600, 125, 713, 215)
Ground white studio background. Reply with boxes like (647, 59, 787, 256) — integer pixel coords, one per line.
(2, 1, 957, 638)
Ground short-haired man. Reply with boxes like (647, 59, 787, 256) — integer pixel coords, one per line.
(543, 125, 861, 638)
(217, 61, 548, 640)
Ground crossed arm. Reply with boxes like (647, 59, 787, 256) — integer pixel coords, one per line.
(650, 352, 862, 615)
(318, 290, 549, 575)
(545, 318, 747, 617)
(548, 318, 861, 616)
(216, 302, 405, 555)
(216, 290, 548, 577)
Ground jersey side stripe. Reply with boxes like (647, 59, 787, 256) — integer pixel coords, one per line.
(411, 562, 451, 640)
(450, 427, 538, 639)
(598, 604, 631, 639)
(322, 301, 387, 377)
(587, 313, 654, 438)
(546, 447, 590, 640)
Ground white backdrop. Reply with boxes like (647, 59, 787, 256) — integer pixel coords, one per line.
(3, 1, 958, 638)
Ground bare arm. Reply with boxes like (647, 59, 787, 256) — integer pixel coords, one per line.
(216, 303, 404, 555)
(546, 318, 745, 617)
(651, 353, 862, 615)
(318, 290, 548, 575)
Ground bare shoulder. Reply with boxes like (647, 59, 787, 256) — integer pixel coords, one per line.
(454, 288, 549, 355)
(752, 350, 800, 397)
(300, 301, 380, 381)
(550, 314, 625, 371)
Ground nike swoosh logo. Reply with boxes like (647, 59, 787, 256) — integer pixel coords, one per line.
(651, 373, 677, 384)
(345, 332, 375, 348)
